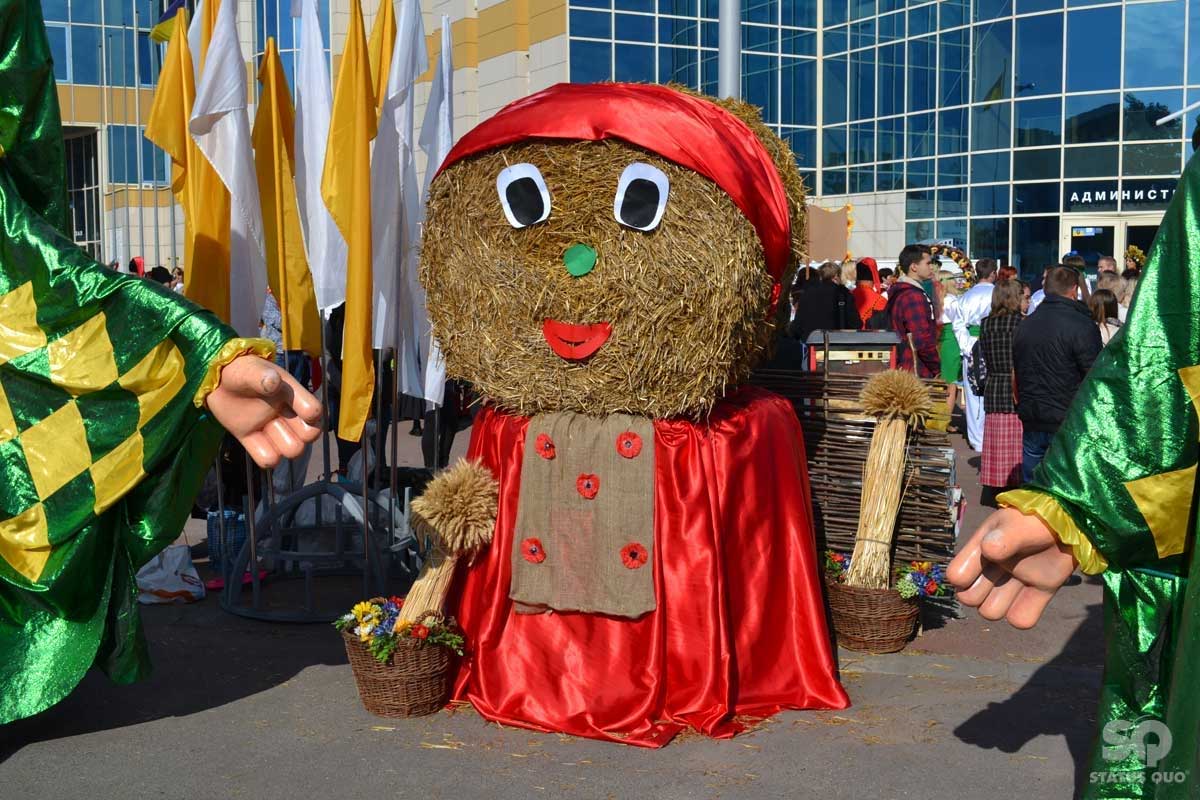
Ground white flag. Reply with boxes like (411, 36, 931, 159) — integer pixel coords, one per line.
(187, 0, 202, 76)
(418, 19, 454, 407)
(189, 0, 267, 338)
(371, 0, 427, 354)
(293, 0, 347, 313)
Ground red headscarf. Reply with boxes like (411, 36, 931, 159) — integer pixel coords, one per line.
(435, 83, 793, 286)
(851, 257, 887, 329)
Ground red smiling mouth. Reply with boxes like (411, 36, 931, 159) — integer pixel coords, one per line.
(542, 319, 612, 361)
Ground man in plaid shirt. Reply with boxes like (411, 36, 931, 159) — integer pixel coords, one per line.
(886, 244, 941, 378)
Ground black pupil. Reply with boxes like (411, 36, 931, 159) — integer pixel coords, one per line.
(505, 177, 545, 226)
(619, 179, 660, 228)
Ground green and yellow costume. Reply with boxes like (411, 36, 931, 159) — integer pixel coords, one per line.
(1000, 152, 1200, 797)
(0, 2, 266, 724)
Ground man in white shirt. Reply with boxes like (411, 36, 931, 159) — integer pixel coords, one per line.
(953, 259, 997, 451)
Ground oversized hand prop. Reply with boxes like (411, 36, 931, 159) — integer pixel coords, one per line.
(205, 355, 323, 468)
(947, 508, 1077, 629)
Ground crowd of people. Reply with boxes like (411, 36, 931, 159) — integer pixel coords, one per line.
(785, 244, 1143, 506)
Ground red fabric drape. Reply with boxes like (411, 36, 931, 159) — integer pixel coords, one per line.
(448, 386, 849, 747)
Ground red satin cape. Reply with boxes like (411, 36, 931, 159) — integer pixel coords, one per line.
(448, 386, 849, 747)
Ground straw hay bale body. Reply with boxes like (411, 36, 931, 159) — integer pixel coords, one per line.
(420, 95, 806, 420)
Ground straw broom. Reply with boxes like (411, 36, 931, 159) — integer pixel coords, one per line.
(844, 370, 932, 590)
(398, 461, 498, 624)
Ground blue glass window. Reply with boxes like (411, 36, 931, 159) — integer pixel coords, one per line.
(571, 10, 612, 38)
(877, 162, 904, 190)
(972, 185, 1010, 216)
(824, 126, 848, 167)
(744, 0, 778, 24)
(1017, 0, 1060, 12)
(701, 20, 718, 47)
(743, 54, 778, 124)
(850, 49, 874, 120)
(971, 103, 1012, 150)
(970, 218, 1010, 263)
(70, 0, 99, 24)
(659, 47, 699, 86)
(1124, 90, 1184, 141)
(1015, 98, 1062, 147)
(1065, 93, 1119, 143)
(107, 125, 139, 184)
(782, 29, 816, 55)
(780, 59, 816, 125)
(700, 50, 718, 94)
(825, 0, 849, 27)
(851, 123, 875, 163)
(1063, 181, 1118, 212)
(1122, 178, 1178, 210)
(940, 107, 969, 153)
(1013, 148, 1060, 180)
(823, 169, 847, 194)
(850, 19, 875, 49)
(104, 27, 136, 85)
(973, 21, 1011, 104)
(659, 0, 697, 15)
(44, 0, 69, 22)
(972, 151, 1010, 183)
(783, 128, 817, 168)
(46, 25, 69, 83)
(615, 44, 654, 81)
(907, 190, 935, 218)
(852, 0, 876, 19)
(939, 0, 967, 29)
(743, 24, 778, 52)
(878, 117, 904, 160)
(937, 219, 967, 248)
(137, 32, 157, 87)
(570, 40, 612, 83)
(824, 26, 848, 54)
(781, 0, 817, 27)
(1125, 1, 1184, 89)
(70, 26, 101, 85)
(878, 12, 904, 43)
(877, 43, 904, 117)
(1014, 182, 1059, 214)
(1066, 8, 1120, 92)
(1011, 217, 1058, 276)
(851, 167, 874, 192)
(657, 16, 696, 45)
(908, 37, 936, 112)
(1015, 14, 1062, 96)
(824, 56, 848, 124)
(940, 28, 968, 107)
(617, 13, 655, 41)
(938, 156, 967, 185)
(908, 3, 934, 37)
(907, 221, 935, 244)
(1064, 145, 1118, 178)
(615, 0, 654, 12)
(1124, 143, 1183, 176)
(1190, 0, 1200, 86)
(576, 0, 613, 9)
(702, 0, 718, 15)
(908, 112, 935, 158)
(974, 0, 1013, 22)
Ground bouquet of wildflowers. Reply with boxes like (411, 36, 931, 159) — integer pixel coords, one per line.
(893, 561, 950, 599)
(334, 596, 466, 664)
(824, 550, 851, 582)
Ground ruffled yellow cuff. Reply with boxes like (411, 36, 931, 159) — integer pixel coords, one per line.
(193, 337, 277, 408)
(997, 488, 1109, 575)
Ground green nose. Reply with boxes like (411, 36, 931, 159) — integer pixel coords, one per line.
(563, 243, 597, 277)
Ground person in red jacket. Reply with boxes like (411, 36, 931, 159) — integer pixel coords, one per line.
(886, 243, 941, 377)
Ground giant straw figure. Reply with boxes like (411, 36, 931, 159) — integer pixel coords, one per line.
(950, 152, 1200, 796)
(0, 1, 321, 724)
(408, 83, 848, 746)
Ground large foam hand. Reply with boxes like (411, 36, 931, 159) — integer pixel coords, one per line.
(947, 508, 1077, 629)
(206, 355, 324, 469)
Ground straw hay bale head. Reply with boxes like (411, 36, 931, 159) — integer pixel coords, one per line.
(420, 89, 806, 419)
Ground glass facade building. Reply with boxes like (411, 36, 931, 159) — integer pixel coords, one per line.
(567, 0, 1199, 273)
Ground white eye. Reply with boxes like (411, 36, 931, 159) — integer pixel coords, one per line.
(496, 163, 551, 228)
(613, 163, 670, 231)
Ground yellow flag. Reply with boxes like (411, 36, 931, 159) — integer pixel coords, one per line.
(322, 0, 377, 442)
(253, 38, 322, 358)
(368, 0, 398, 118)
(144, 6, 232, 323)
(198, 0, 221, 72)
